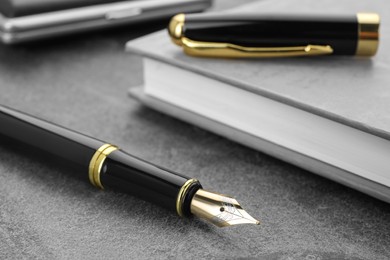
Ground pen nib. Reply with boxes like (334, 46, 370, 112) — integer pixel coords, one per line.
(190, 189, 260, 227)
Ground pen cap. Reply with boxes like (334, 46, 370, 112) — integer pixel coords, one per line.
(356, 13, 380, 56)
(169, 13, 381, 58)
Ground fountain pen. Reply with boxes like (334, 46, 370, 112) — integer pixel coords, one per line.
(0, 105, 259, 227)
(169, 12, 380, 58)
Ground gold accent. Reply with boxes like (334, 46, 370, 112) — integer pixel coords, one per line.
(356, 13, 380, 56)
(180, 37, 333, 58)
(191, 189, 260, 227)
(176, 178, 199, 217)
(168, 13, 185, 46)
(89, 144, 118, 189)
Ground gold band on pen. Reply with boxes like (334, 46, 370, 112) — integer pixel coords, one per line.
(356, 13, 380, 56)
(176, 178, 199, 217)
(89, 144, 118, 189)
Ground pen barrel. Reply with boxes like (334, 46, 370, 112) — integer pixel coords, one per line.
(182, 13, 379, 56)
(0, 105, 202, 216)
(100, 150, 202, 215)
(0, 105, 104, 179)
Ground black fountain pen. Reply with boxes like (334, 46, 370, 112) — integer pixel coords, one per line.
(169, 12, 380, 58)
(0, 105, 259, 227)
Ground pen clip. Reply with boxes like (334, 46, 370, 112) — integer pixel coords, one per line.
(181, 37, 334, 58)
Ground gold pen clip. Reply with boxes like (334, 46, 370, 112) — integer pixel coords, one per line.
(168, 14, 334, 58)
(181, 37, 334, 58)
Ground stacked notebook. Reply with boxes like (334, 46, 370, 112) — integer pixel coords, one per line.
(126, 0, 390, 203)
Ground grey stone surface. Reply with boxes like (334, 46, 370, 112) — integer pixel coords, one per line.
(0, 1, 389, 259)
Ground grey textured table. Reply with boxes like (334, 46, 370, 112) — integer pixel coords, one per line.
(0, 1, 389, 259)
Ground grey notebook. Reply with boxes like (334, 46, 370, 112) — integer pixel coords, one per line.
(126, 0, 390, 203)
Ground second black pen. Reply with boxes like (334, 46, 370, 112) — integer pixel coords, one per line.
(0, 105, 259, 227)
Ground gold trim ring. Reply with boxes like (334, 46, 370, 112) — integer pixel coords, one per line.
(88, 144, 118, 189)
(356, 13, 380, 56)
(176, 178, 199, 217)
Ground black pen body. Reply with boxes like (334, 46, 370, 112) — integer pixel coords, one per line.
(0, 105, 201, 215)
(0, 105, 104, 177)
(102, 150, 201, 215)
(169, 13, 380, 57)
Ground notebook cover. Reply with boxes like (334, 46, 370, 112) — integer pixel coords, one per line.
(126, 0, 390, 142)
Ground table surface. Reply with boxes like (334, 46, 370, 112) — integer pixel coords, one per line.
(0, 1, 389, 259)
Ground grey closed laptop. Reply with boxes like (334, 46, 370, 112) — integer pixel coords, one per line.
(0, 0, 212, 44)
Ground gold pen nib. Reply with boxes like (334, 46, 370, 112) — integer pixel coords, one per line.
(190, 189, 260, 227)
